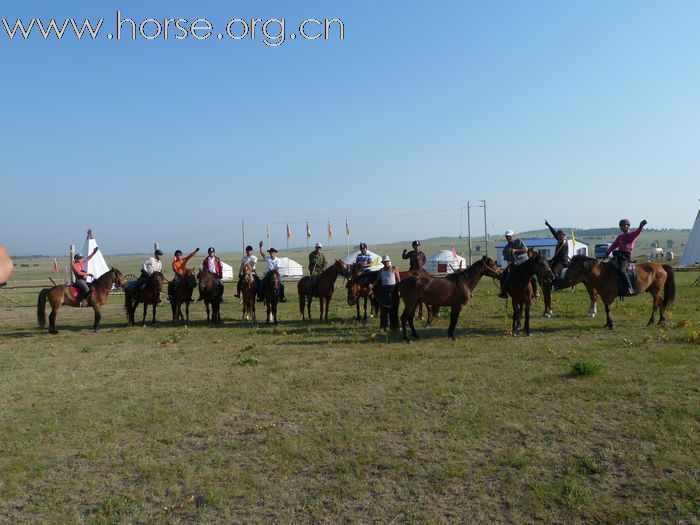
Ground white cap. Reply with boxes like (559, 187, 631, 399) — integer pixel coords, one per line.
(381, 255, 391, 263)
(315, 242, 322, 248)
(504, 230, 515, 237)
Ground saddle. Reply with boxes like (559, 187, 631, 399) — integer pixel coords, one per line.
(608, 260, 637, 297)
(69, 283, 93, 300)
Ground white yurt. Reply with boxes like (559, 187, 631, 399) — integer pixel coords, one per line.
(342, 250, 383, 271)
(220, 261, 235, 281)
(278, 257, 303, 278)
(425, 250, 467, 274)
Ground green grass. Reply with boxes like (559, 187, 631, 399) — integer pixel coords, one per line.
(1, 258, 699, 523)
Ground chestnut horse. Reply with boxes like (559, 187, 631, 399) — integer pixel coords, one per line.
(505, 253, 555, 336)
(169, 269, 197, 324)
(541, 270, 598, 319)
(564, 255, 675, 329)
(298, 259, 349, 321)
(264, 269, 280, 324)
(395, 256, 501, 341)
(37, 268, 125, 334)
(198, 270, 223, 324)
(240, 263, 257, 322)
(125, 271, 165, 326)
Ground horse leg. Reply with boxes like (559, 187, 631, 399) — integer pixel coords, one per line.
(401, 306, 410, 342)
(648, 289, 661, 326)
(325, 295, 330, 322)
(274, 302, 278, 324)
(205, 301, 211, 325)
(604, 303, 614, 329)
(152, 303, 158, 325)
(93, 306, 101, 332)
(524, 302, 531, 336)
(447, 306, 462, 340)
(512, 304, 519, 336)
(318, 297, 324, 321)
(141, 304, 148, 326)
(418, 301, 424, 321)
(356, 300, 361, 322)
(49, 304, 59, 334)
(587, 285, 597, 318)
(543, 282, 552, 318)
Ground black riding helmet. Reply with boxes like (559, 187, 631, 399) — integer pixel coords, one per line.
(174, 250, 183, 256)
(619, 219, 631, 227)
(245, 245, 253, 252)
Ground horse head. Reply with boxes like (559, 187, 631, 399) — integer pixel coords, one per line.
(565, 255, 594, 284)
(111, 268, 125, 287)
(530, 253, 555, 282)
(480, 256, 501, 279)
(346, 279, 361, 306)
(334, 259, 350, 278)
(150, 271, 166, 289)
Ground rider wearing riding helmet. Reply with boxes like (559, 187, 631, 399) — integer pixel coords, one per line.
(167, 247, 199, 301)
(606, 218, 647, 295)
(402, 240, 426, 272)
(234, 245, 259, 298)
(355, 243, 373, 272)
(198, 247, 224, 300)
(72, 247, 100, 305)
(258, 241, 286, 302)
(544, 220, 570, 287)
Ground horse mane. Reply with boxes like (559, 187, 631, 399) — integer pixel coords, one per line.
(445, 257, 491, 282)
(351, 269, 379, 286)
(92, 269, 115, 291)
(570, 254, 598, 272)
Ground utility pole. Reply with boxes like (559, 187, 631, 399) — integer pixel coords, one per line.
(241, 220, 246, 252)
(467, 201, 472, 265)
(482, 199, 488, 258)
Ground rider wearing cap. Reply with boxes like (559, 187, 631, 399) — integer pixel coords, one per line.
(199, 247, 224, 299)
(306, 242, 327, 297)
(133, 249, 164, 301)
(72, 247, 99, 305)
(370, 255, 401, 331)
(355, 243, 373, 272)
(234, 245, 259, 298)
(606, 218, 647, 295)
(402, 240, 426, 272)
(258, 241, 286, 302)
(498, 230, 538, 299)
(544, 220, 570, 286)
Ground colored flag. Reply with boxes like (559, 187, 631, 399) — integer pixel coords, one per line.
(53, 258, 58, 273)
(306, 220, 311, 239)
(345, 219, 350, 238)
(571, 229, 576, 248)
(286, 223, 291, 241)
(327, 221, 333, 240)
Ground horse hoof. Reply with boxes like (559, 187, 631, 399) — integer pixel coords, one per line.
(544, 312, 552, 319)
(449, 336, 456, 341)
(405, 339, 412, 344)
(526, 331, 532, 336)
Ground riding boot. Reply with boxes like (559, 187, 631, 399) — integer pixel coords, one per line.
(498, 275, 508, 299)
(234, 277, 241, 298)
(623, 273, 634, 296)
(279, 282, 287, 302)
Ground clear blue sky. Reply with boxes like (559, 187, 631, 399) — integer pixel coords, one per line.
(1, 0, 698, 255)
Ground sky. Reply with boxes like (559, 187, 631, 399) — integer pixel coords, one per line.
(1, 0, 699, 255)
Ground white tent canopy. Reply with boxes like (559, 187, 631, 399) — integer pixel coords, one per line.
(679, 208, 700, 267)
(221, 261, 235, 281)
(424, 250, 467, 274)
(342, 250, 383, 271)
(80, 230, 110, 283)
(277, 257, 303, 278)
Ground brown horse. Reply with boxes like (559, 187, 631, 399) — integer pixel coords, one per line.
(506, 253, 555, 336)
(541, 269, 598, 319)
(298, 259, 349, 321)
(125, 271, 165, 326)
(240, 263, 257, 322)
(395, 256, 501, 341)
(564, 255, 675, 329)
(169, 269, 197, 324)
(198, 270, 223, 324)
(346, 267, 379, 321)
(37, 268, 125, 334)
(264, 269, 280, 324)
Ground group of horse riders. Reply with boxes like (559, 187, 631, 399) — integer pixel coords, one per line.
(73, 216, 646, 310)
(498, 218, 647, 298)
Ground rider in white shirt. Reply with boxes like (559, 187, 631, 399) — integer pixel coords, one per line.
(258, 241, 286, 302)
(234, 245, 259, 298)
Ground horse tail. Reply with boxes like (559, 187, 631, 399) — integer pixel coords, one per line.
(662, 264, 676, 308)
(37, 288, 49, 328)
(390, 282, 401, 331)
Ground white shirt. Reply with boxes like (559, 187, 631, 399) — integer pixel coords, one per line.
(263, 255, 281, 274)
(241, 254, 257, 271)
(142, 257, 162, 275)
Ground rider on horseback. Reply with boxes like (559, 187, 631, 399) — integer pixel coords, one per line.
(306, 242, 327, 297)
(606, 218, 647, 296)
(72, 247, 99, 305)
(133, 249, 163, 302)
(234, 245, 259, 298)
(544, 220, 570, 288)
(167, 247, 199, 301)
(498, 230, 538, 299)
(199, 247, 224, 299)
(402, 240, 426, 272)
(355, 243, 373, 273)
(258, 241, 286, 302)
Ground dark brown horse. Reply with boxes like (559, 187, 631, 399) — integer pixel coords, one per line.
(198, 270, 223, 324)
(298, 259, 349, 321)
(264, 269, 280, 324)
(506, 253, 555, 336)
(346, 266, 379, 321)
(169, 269, 197, 324)
(541, 269, 598, 319)
(240, 263, 257, 322)
(37, 268, 125, 334)
(395, 256, 501, 341)
(125, 271, 165, 326)
(564, 255, 675, 329)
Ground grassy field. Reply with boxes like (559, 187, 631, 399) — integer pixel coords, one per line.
(1, 254, 699, 524)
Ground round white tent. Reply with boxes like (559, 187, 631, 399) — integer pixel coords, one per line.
(425, 250, 467, 275)
(342, 250, 383, 271)
(278, 257, 303, 278)
(80, 230, 110, 283)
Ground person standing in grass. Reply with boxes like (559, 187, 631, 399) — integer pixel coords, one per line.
(370, 255, 401, 331)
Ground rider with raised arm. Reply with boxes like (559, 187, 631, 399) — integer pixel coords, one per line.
(258, 241, 286, 302)
(606, 218, 647, 295)
(402, 240, 426, 272)
(72, 247, 100, 305)
(544, 220, 570, 287)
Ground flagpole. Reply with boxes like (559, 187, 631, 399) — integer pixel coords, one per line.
(241, 219, 246, 252)
(286, 222, 289, 252)
(346, 217, 349, 256)
(306, 219, 309, 251)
